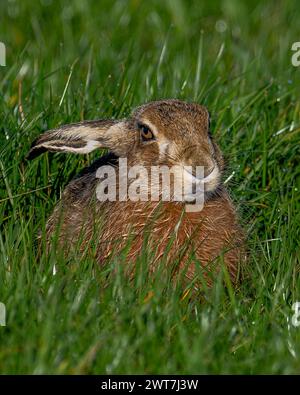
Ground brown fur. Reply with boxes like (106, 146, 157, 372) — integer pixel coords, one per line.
(28, 100, 245, 286)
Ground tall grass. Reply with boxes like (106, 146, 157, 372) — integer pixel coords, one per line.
(0, 0, 300, 373)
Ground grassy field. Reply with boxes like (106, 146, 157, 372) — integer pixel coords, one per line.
(0, 0, 300, 374)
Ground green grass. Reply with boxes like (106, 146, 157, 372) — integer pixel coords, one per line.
(1, 0, 300, 374)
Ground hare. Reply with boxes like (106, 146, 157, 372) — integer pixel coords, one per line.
(28, 99, 245, 285)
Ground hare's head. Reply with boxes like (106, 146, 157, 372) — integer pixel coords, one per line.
(28, 99, 224, 194)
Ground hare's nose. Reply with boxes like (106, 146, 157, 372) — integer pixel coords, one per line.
(181, 145, 212, 166)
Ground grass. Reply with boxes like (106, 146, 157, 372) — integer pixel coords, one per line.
(0, 0, 300, 374)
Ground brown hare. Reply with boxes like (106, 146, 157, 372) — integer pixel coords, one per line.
(28, 99, 245, 286)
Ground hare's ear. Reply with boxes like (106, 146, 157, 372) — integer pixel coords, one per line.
(27, 119, 133, 159)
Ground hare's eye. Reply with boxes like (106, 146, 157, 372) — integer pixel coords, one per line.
(139, 124, 155, 142)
